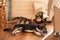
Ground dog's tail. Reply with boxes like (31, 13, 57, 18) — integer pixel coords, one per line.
(3, 28, 13, 32)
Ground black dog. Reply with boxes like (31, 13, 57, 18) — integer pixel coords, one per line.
(3, 24, 47, 36)
(11, 24, 47, 36)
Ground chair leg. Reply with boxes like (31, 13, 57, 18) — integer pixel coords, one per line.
(54, 32, 60, 37)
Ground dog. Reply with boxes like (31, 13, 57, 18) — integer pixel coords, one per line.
(3, 16, 47, 36)
(11, 24, 47, 36)
(3, 24, 47, 36)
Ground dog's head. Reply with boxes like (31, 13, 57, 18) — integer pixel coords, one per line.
(34, 12, 47, 24)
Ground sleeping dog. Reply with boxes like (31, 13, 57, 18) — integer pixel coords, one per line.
(12, 24, 47, 36)
(3, 22, 47, 36)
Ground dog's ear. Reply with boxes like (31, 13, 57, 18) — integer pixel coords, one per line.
(34, 12, 47, 24)
(36, 12, 43, 18)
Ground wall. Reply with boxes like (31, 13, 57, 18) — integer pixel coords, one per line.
(11, 0, 35, 19)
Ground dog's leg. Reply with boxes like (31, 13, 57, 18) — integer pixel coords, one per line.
(36, 27, 41, 32)
(34, 30, 42, 37)
(34, 27, 41, 36)
(12, 28, 22, 35)
(24, 30, 34, 32)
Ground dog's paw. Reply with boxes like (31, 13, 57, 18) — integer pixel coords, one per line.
(11, 32, 16, 36)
